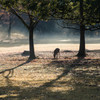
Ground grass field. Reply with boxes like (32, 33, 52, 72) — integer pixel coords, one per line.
(0, 44, 100, 100)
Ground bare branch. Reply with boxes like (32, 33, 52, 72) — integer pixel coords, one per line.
(56, 21, 80, 30)
(87, 27, 100, 31)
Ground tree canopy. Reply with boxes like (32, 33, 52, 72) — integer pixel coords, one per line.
(52, 0, 100, 57)
(0, 0, 100, 58)
(0, 0, 52, 59)
(55, 0, 100, 30)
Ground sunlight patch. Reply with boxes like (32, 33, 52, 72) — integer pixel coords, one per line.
(0, 94, 19, 98)
(48, 86, 74, 92)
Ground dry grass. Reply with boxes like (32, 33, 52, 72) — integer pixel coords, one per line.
(0, 44, 100, 100)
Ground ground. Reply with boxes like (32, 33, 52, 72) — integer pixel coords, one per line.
(0, 44, 100, 100)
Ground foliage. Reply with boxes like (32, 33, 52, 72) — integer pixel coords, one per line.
(0, 0, 53, 59)
(51, 0, 100, 57)
(0, 0, 52, 29)
(54, 0, 100, 30)
(51, 0, 72, 19)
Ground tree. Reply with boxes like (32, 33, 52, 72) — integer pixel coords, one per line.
(7, 13, 13, 39)
(0, 9, 11, 39)
(53, 0, 100, 57)
(77, 0, 85, 56)
(0, 0, 51, 59)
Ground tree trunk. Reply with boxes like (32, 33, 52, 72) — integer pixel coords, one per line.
(10, 10, 37, 59)
(7, 14, 12, 39)
(77, 0, 86, 57)
(77, 25, 86, 57)
(29, 26, 36, 59)
(8, 18, 12, 39)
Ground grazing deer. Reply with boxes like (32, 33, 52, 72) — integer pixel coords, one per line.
(53, 48, 60, 59)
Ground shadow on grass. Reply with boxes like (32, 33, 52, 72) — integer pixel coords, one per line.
(0, 58, 32, 78)
(1, 80, 100, 100)
(0, 78, 20, 99)
(18, 84, 100, 100)
(0, 57, 100, 100)
(86, 49, 100, 53)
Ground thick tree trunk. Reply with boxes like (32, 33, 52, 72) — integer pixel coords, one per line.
(10, 9, 37, 59)
(77, 25, 86, 57)
(29, 26, 36, 59)
(77, 0, 86, 57)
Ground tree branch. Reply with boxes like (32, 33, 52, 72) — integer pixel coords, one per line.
(87, 27, 100, 31)
(10, 7, 29, 30)
(56, 21, 80, 30)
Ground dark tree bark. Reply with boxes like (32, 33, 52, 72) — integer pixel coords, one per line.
(28, 16, 36, 60)
(77, 0, 86, 57)
(10, 8, 38, 60)
(15, 16, 36, 60)
(77, 25, 86, 57)
(29, 26, 36, 59)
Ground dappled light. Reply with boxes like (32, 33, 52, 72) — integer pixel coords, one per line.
(0, 44, 100, 99)
(0, 0, 100, 99)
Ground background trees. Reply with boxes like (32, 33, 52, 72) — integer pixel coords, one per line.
(0, 0, 100, 58)
(53, 0, 100, 57)
(0, 10, 13, 39)
(75, 0, 100, 57)
(0, 0, 51, 59)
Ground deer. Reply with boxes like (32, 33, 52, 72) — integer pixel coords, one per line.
(53, 48, 60, 59)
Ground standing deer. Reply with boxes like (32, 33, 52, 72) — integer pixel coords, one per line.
(53, 48, 60, 58)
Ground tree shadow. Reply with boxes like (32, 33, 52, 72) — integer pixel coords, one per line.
(39, 57, 85, 88)
(0, 77, 21, 99)
(0, 58, 32, 78)
(0, 56, 100, 100)
(20, 56, 100, 100)
(1, 78, 100, 100)
(86, 49, 100, 53)
(18, 83, 100, 100)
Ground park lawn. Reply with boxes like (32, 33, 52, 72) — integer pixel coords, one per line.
(0, 44, 100, 100)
